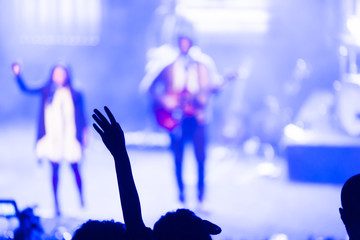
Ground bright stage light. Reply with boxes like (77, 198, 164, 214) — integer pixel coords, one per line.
(175, 0, 270, 34)
(339, 45, 348, 57)
(347, 16, 360, 44)
(13, 0, 102, 46)
(283, 124, 306, 143)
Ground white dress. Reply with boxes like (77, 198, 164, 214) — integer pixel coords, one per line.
(36, 87, 82, 163)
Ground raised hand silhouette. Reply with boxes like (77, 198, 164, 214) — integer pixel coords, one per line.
(93, 107, 125, 158)
(92, 106, 151, 239)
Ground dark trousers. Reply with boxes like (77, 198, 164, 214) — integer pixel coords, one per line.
(170, 117, 206, 202)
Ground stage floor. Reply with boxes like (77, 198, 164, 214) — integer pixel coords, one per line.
(0, 122, 347, 239)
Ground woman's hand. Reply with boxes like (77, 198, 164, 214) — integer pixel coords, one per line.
(11, 63, 21, 76)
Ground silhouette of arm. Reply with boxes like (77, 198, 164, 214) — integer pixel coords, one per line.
(92, 107, 146, 235)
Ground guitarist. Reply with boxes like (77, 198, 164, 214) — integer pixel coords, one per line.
(141, 34, 224, 206)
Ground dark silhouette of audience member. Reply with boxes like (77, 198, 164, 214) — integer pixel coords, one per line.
(14, 207, 44, 240)
(92, 106, 221, 240)
(153, 208, 221, 240)
(72, 220, 127, 240)
(11, 62, 87, 216)
(340, 173, 360, 240)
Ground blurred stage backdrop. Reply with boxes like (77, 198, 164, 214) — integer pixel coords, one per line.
(0, 0, 342, 134)
(1, 0, 360, 239)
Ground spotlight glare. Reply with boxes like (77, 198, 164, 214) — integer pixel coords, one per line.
(284, 124, 306, 142)
(339, 45, 348, 56)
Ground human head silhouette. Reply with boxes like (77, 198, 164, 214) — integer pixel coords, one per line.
(340, 174, 360, 240)
(153, 208, 221, 240)
(72, 220, 127, 240)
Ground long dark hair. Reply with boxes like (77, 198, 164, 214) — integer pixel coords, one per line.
(46, 63, 73, 103)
